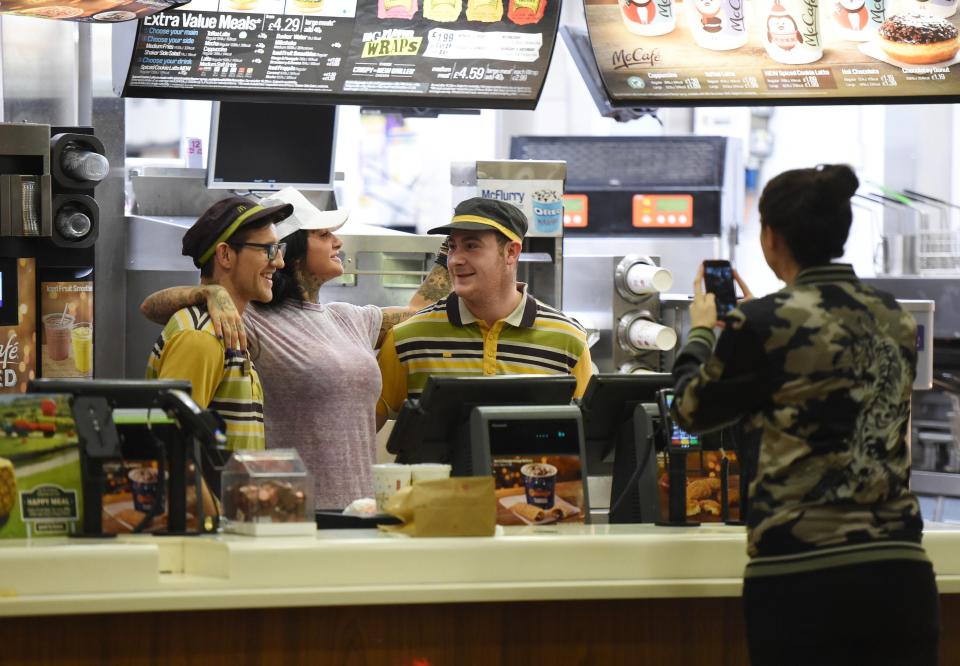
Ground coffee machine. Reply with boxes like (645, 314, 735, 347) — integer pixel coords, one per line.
(0, 122, 107, 392)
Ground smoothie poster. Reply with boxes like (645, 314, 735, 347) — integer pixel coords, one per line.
(39, 272, 93, 380)
(585, 0, 960, 103)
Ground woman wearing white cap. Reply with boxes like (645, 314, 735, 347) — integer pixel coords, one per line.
(141, 188, 451, 509)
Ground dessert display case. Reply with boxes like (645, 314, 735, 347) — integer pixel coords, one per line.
(221, 449, 315, 536)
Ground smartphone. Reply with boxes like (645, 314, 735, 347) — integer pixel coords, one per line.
(702, 260, 737, 317)
(657, 389, 701, 452)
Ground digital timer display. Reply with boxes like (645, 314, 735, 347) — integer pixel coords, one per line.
(632, 194, 694, 228)
(654, 198, 689, 212)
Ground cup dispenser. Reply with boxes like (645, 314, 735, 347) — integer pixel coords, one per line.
(0, 123, 107, 247)
(613, 255, 676, 374)
(562, 254, 677, 374)
(0, 123, 106, 389)
(0, 123, 52, 238)
(48, 128, 107, 248)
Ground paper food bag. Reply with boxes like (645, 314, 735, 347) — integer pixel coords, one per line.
(380, 476, 495, 537)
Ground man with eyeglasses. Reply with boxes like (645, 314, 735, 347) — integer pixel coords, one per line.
(146, 196, 293, 450)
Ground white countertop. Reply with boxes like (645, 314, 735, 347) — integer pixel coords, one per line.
(1, 522, 959, 617)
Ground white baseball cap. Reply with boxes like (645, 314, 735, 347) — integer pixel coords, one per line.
(260, 187, 349, 240)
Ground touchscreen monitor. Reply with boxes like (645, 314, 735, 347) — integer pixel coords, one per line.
(470, 405, 590, 526)
(386, 375, 577, 468)
(659, 389, 701, 451)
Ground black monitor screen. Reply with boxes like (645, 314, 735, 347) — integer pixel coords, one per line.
(578, 373, 673, 523)
(488, 418, 581, 457)
(578, 373, 673, 476)
(387, 375, 578, 467)
(207, 102, 336, 191)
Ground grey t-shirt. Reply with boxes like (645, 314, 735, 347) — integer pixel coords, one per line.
(244, 300, 382, 509)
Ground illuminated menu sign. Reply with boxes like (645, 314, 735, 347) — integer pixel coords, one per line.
(585, 0, 960, 104)
(115, 0, 560, 109)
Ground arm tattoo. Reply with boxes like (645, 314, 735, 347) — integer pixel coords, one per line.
(140, 286, 205, 324)
(413, 264, 452, 305)
(376, 308, 415, 348)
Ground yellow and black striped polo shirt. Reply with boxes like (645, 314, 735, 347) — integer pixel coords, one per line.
(377, 285, 592, 421)
(146, 305, 265, 451)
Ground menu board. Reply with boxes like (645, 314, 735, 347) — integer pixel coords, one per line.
(115, 0, 561, 109)
(585, 0, 960, 104)
(0, 0, 185, 22)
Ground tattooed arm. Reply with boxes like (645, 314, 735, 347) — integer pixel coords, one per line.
(141, 284, 246, 351)
(377, 308, 415, 349)
(409, 235, 452, 310)
(375, 262, 452, 348)
(374, 237, 452, 348)
(407, 261, 453, 310)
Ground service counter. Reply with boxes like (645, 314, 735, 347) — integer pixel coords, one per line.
(2, 523, 960, 665)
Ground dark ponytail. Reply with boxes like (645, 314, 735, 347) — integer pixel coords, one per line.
(758, 164, 859, 268)
(263, 230, 309, 308)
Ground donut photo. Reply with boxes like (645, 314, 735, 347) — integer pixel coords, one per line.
(877, 12, 960, 64)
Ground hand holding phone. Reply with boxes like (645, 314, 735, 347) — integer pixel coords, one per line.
(702, 260, 737, 318)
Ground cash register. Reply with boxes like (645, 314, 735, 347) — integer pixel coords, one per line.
(29, 379, 228, 536)
(386, 374, 578, 473)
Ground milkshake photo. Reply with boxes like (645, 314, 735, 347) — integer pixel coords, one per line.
(832, 0, 886, 41)
(619, 0, 676, 36)
(763, 0, 824, 63)
(687, 0, 749, 49)
(901, 0, 959, 17)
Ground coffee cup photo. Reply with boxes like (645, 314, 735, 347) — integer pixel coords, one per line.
(128, 466, 161, 513)
(491, 455, 587, 526)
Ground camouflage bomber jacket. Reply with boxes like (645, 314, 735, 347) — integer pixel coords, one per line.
(672, 264, 926, 570)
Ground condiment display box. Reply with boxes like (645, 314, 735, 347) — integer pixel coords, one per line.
(221, 449, 315, 536)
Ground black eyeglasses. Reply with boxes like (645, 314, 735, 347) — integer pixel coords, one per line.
(228, 241, 286, 261)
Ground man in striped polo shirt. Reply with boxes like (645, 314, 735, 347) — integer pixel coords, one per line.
(376, 198, 592, 429)
(146, 196, 293, 450)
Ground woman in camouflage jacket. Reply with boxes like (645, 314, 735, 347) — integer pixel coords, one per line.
(672, 164, 940, 666)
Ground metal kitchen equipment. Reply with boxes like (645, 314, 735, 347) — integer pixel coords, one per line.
(508, 136, 743, 375)
(0, 123, 52, 238)
(563, 254, 675, 374)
